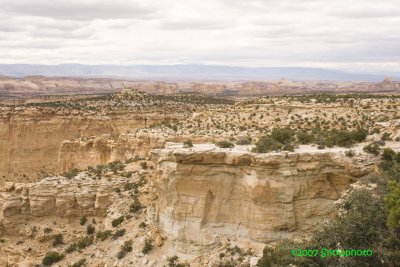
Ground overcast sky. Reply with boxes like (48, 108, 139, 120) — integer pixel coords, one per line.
(1, 0, 399, 72)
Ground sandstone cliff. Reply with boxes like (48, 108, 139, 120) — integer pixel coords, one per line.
(58, 133, 165, 172)
(0, 175, 125, 236)
(0, 110, 164, 183)
(152, 145, 375, 253)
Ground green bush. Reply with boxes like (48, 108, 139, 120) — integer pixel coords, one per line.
(363, 143, 381, 155)
(142, 238, 153, 254)
(385, 181, 400, 229)
(345, 150, 356, 157)
(130, 199, 142, 213)
(117, 240, 133, 259)
(63, 168, 80, 179)
(112, 229, 126, 240)
(112, 216, 125, 227)
(42, 251, 64, 266)
(140, 161, 148, 170)
(108, 160, 125, 174)
(236, 136, 252, 145)
(270, 127, 294, 144)
(252, 136, 282, 153)
(71, 259, 86, 267)
(216, 140, 234, 148)
(52, 234, 63, 247)
(77, 236, 94, 250)
(297, 132, 315, 144)
(65, 243, 77, 253)
(80, 216, 87, 226)
(183, 139, 193, 148)
(96, 230, 112, 241)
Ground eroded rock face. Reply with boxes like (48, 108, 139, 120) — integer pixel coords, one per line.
(0, 175, 125, 235)
(0, 111, 165, 183)
(152, 147, 374, 253)
(58, 133, 166, 172)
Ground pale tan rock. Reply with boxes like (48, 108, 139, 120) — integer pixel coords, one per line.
(153, 147, 375, 253)
(0, 175, 125, 235)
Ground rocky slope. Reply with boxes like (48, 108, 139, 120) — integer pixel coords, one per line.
(152, 144, 375, 254)
(0, 109, 166, 183)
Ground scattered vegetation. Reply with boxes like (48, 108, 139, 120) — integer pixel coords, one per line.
(96, 230, 112, 241)
(216, 140, 234, 148)
(183, 139, 193, 148)
(117, 240, 133, 259)
(42, 251, 64, 266)
(52, 234, 63, 247)
(142, 238, 153, 254)
(111, 216, 125, 227)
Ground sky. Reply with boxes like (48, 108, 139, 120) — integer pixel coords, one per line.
(0, 0, 399, 73)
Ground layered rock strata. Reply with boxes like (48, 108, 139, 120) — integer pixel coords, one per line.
(0, 111, 164, 183)
(0, 175, 125, 235)
(152, 146, 375, 253)
(58, 133, 166, 172)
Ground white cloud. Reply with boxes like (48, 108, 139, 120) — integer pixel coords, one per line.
(0, 0, 399, 73)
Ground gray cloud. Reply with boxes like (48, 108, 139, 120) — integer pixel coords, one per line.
(3, 0, 156, 21)
(0, 0, 399, 73)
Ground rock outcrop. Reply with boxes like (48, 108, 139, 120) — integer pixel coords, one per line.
(58, 133, 166, 172)
(0, 110, 164, 183)
(152, 145, 375, 253)
(0, 175, 125, 235)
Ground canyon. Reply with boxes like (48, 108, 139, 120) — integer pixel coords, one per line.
(0, 86, 399, 266)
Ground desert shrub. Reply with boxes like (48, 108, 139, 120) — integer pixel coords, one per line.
(108, 160, 125, 173)
(42, 251, 64, 266)
(216, 140, 234, 148)
(345, 150, 356, 157)
(130, 199, 142, 213)
(382, 132, 392, 141)
(71, 259, 86, 267)
(52, 234, 63, 247)
(96, 230, 112, 241)
(65, 243, 77, 253)
(77, 236, 94, 250)
(385, 181, 400, 229)
(117, 240, 133, 259)
(140, 161, 148, 169)
(44, 227, 53, 234)
(168, 255, 190, 267)
(270, 127, 294, 144)
(142, 238, 153, 254)
(363, 143, 381, 155)
(86, 224, 95, 235)
(282, 142, 294, 152)
(236, 136, 252, 145)
(139, 222, 147, 228)
(112, 229, 126, 240)
(296, 132, 315, 144)
(183, 139, 193, 148)
(63, 168, 80, 179)
(122, 240, 133, 252)
(252, 136, 282, 153)
(382, 148, 398, 162)
(112, 216, 125, 227)
(80, 216, 87, 225)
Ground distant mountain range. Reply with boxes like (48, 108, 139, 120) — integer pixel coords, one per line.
(0, 64, 398, 82)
